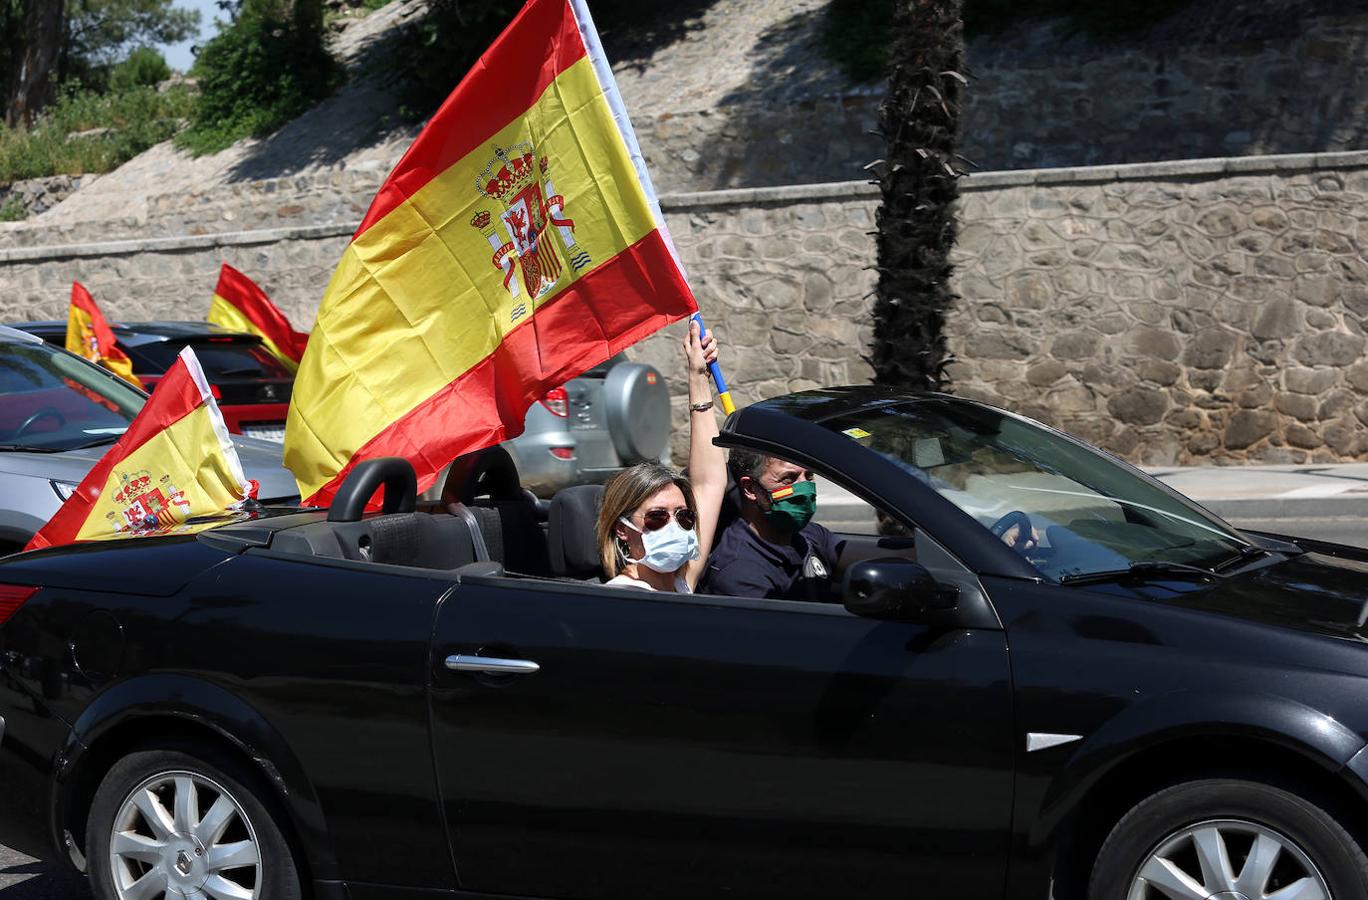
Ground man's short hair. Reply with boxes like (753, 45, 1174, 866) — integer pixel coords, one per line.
(727, 447, 769, 485)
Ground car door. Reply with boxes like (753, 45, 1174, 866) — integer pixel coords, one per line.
(429, 557, 1014, 899)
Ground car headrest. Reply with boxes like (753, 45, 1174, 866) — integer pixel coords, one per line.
(442, 446, 523, 505)
(549, 484, 605, 578)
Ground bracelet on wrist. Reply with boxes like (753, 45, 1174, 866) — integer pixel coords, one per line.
(690, 400, 715, 412)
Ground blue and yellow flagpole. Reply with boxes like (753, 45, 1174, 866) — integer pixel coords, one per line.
(690, 313, 736, 415)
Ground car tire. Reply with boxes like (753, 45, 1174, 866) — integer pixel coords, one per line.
(86, 742, 301, 900)
(1089, 778, 1368, 900)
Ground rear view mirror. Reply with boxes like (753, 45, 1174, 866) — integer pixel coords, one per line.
(842, 558, 958, 621)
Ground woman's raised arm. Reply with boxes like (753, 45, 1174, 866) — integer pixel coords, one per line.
(681, 319, 725, 590)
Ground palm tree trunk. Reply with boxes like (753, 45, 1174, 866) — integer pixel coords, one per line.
(6, 0, 65, 128)
(871, 0, 966, 391)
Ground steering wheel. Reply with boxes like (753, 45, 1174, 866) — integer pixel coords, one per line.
(990, 509, 1034, 552)
(14, 406, 66, 437)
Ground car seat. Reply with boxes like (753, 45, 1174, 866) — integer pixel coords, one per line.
(547, 484, 605, 580)
(441, 446, 550, 575)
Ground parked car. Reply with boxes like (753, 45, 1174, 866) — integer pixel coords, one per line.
(502, 352, 671, 496)
(0, 326, 298, 553)
(17, 321, 668, 488)
(8, 385, 1368, 899)
(15, 321, 294, 441)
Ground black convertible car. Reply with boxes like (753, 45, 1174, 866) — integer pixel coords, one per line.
(4, 386, 1368, 900)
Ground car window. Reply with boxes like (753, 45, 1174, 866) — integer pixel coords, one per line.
(0, 343, 143, 451)
(818, 399, 1248, 581)
(126, 339, 292, 378)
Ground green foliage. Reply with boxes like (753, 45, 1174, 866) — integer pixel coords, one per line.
(176, 0, 342, 155)
(0, 82, 195, 183)
(0, 195, 25, 221)
(389, 0, 520, 122)
(822, 1, 893, 83)
(66, 0, 200, 70)
(108, 46, 171, 91)
(389, 0, 722, 122)
(824, 0, 1196, 82)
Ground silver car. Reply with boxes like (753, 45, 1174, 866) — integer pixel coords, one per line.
(0, 326, 297, 553)
(508, 354, 673, 496)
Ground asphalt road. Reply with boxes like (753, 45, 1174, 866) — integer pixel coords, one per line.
(0, 844, 88, 897)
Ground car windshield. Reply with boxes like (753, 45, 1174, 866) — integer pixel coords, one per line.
(126, 339, 292, 379)
(0, 341, 144, 451)
(820, 398, 1249, 581)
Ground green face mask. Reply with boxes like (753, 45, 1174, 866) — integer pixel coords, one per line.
(763, 480, 817, 533)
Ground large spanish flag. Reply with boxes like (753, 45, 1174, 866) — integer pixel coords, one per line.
(284, 0, 696, 506)
(207, 263, 309, 371)
(67, 282, 142, 389)
(25, 348, 255, 551)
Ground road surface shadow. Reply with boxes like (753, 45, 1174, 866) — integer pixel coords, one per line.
(0, 854, 90, 899)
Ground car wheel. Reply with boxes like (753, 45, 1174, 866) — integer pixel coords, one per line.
(1089, 778, 1368, 900)
(86, 744, 301, 900)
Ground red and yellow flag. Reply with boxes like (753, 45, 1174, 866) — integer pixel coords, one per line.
(25, 348, 256, 551)
(284, 0, 696, 506)
(67, 282, 142, 389)
(207, 263, 309, 371)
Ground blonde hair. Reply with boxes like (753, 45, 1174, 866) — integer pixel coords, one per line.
(595, 463, 698, 577)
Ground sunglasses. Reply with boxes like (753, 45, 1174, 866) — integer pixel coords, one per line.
(637, 507, 697, 532)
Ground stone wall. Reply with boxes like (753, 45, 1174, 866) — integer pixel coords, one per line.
(962, 9, 1368, 172)
(620, 4, 1368, 191)
(947, 151, 1368, 466)
(4, 151, 1368, 467)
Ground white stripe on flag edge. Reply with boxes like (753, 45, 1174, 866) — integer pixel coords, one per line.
(568, 0, 688, 282)
(176, 346, 252, 498)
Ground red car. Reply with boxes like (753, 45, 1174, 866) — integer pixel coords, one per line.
(14, 321, 293, 441)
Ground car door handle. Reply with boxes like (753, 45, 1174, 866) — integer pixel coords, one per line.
(445, 654, 540, 676)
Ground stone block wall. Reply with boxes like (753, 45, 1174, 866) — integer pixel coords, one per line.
(962, 11, 1368, 172)
(4, 151, 1368, 467)
(621, 7, 1368, 192)
(947, 152, 1368, 465)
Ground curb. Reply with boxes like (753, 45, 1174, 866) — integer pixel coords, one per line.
(812, 494, 1368, 530)
(1193, 496, 1368, 520)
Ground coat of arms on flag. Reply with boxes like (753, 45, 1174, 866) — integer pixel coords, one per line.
(471, 144, 589, 309)
(107, 468, 192, 533)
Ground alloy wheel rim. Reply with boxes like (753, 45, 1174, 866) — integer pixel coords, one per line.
(108, 769, 262, 900)
(1128, 817, 1330, 900)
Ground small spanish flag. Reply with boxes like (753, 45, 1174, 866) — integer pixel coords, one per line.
(67, 282, 141, 389)
(25, 348, 256, 551)
(207, 263, 308, 371)
(284, 0, 696, 506)
(770, 485, 796, 501)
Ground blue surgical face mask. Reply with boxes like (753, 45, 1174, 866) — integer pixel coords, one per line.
(620, 517, 700, 574)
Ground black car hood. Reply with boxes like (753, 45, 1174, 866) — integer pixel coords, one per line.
(1156, 550, 1368, 642)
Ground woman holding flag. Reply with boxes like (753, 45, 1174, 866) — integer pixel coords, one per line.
(595, 321, 724, 593)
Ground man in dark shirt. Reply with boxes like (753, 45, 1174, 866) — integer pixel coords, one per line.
(700, 448, 843, 601)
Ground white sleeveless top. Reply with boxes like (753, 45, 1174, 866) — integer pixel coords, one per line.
(605, 573, 692, 594)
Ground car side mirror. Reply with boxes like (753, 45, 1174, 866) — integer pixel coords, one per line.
(842, 558, 958, 621)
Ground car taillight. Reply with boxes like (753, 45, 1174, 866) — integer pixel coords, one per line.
(0, 584, 39, 627)
(539, 386, 568, 417)
(209, 383, 222, 400)
(549, 447, 575, 460)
